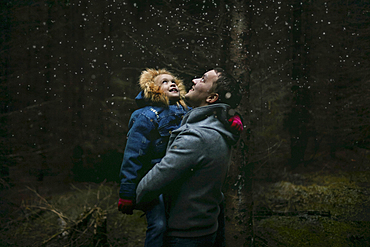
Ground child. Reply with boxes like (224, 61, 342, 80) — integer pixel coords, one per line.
(118, 68, 243, 246)
(118, 68, 189, 247)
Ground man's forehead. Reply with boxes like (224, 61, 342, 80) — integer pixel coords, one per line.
(204, 70, 219, 80)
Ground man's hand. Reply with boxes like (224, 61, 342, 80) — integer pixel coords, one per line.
(228, 114, 243, 132)
(118, 198, 134, 215)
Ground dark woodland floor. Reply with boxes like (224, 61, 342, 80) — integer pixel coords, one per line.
(0, 147, 369, 246)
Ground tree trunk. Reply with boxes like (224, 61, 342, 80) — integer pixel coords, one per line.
(63, 0, 86, 144)
(285, 0, 312, 169)
(224, 0, 253, 246)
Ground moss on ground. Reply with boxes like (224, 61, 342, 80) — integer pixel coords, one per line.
(253, 165, 370, 246)
(256, 216, 370, 247)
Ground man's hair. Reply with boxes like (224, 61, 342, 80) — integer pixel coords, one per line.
(212, 68, 242, 109)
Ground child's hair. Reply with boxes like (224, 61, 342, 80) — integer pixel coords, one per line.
(139, 68, 187, 108)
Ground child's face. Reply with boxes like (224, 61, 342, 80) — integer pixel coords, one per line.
(154, 74, 180, 101)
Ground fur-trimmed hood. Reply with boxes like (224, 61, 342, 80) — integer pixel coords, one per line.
(136, 68, 187, 108)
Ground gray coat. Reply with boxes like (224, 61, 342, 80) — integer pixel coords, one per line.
(136, 103, 240, 238)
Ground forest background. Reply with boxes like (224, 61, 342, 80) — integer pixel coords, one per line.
(1, 0, 370, 246)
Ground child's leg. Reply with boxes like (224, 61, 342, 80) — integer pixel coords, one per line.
(145, 194, 166, 247)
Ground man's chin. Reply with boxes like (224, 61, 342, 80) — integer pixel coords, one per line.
(184, 96, 193, 107)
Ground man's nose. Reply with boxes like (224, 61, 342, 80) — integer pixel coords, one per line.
(192, 78, 200, 84)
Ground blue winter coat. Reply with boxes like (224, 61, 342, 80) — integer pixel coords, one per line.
(119, 91, 189, 200)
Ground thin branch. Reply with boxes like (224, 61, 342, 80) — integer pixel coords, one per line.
(0, 100, 59, 117)
(37, 207, 98, 247)
(26, 186, 71, 223)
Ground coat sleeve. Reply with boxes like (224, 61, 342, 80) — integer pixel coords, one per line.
(136, 129, 204, 204)
(119, 113, 156, 200)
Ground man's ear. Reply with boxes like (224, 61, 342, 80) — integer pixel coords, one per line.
(206, 93, 219, 104)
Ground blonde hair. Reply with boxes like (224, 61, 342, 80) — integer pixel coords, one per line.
(139, 68, 187, 108)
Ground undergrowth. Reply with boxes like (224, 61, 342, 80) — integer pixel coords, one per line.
(1, 149, 369, 246)
(0, 182, 147, 247)
(253, 166, 370, 246)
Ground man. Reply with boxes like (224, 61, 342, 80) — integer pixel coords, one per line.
(136, 68, 243, 246)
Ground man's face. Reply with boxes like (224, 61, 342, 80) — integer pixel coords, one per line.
(185, 70, 219, 107)
(154, 74, 180, 101)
